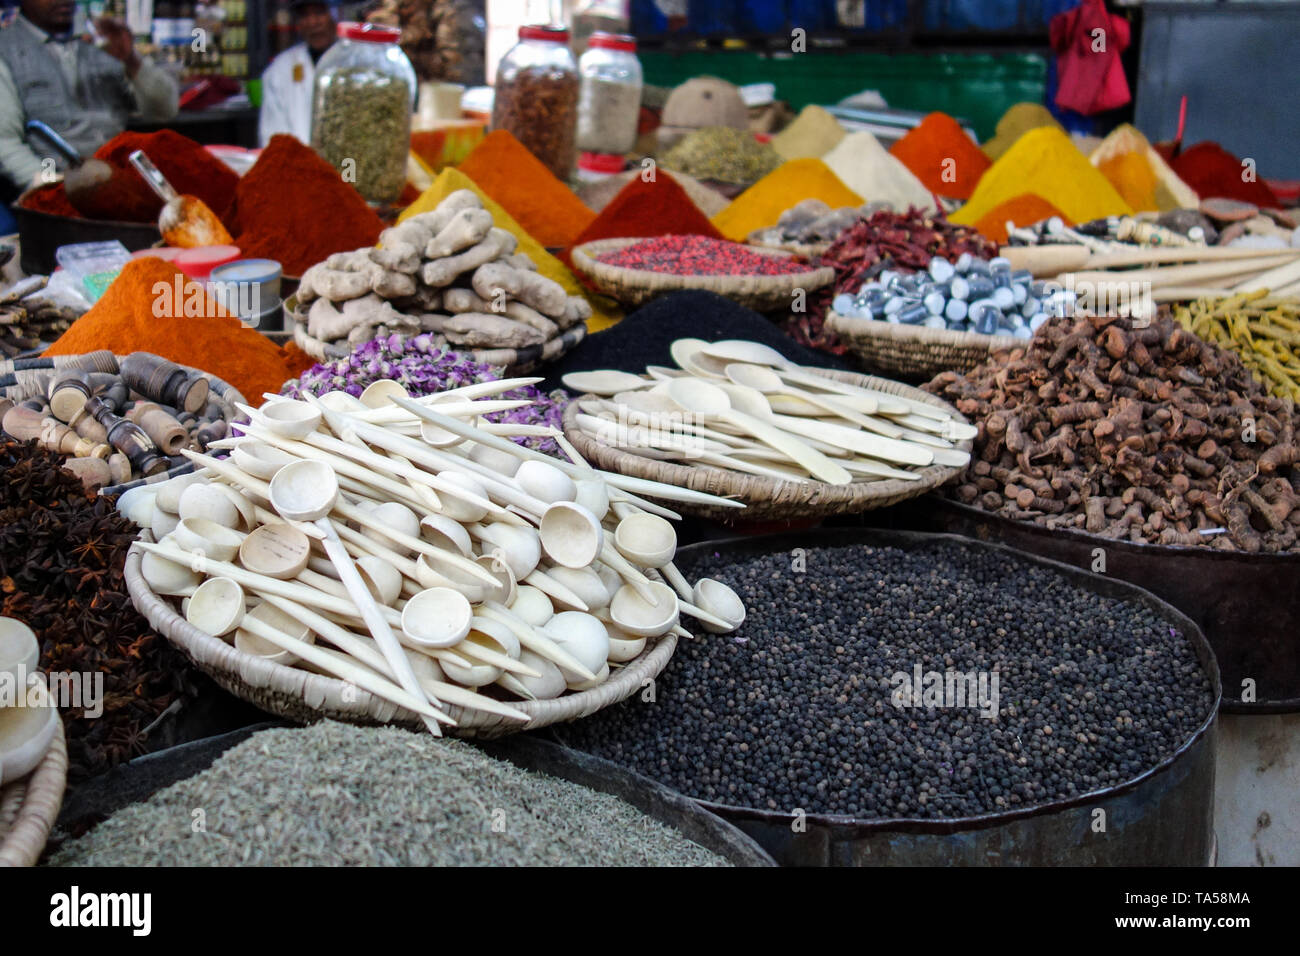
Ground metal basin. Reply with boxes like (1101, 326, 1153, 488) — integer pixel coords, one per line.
(565, 527, 1221, 867)
(891, 498, 1300, 714)
(11, 191, 159, 275)
(58, 722, 775, 866)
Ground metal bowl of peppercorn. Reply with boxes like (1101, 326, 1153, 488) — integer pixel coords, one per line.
(552, 527, 1221, 867)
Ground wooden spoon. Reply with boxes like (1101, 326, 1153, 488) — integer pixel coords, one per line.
(663, 377, 852, 484)
(268, 459, 443, 734)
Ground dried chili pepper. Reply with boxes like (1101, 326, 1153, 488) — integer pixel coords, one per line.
(784, 207, 998, 353)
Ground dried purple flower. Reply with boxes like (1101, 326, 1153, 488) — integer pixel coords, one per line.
(283, 342, 570, 456)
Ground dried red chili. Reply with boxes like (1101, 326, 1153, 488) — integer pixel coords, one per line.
(785, 207, 997, 353)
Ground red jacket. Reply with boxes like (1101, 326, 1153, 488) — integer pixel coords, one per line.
(1050, 0, 1131, 115)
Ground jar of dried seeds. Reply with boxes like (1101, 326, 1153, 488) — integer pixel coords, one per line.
(312, 22, 416, 205)
(576, 32, 642, 155)
(492, 25, 579, 180)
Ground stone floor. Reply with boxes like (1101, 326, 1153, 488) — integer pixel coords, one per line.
(1214, 713, 1300, 866)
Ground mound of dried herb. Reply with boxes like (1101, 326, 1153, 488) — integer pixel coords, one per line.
(50, 722, 730, 867)
(0, 440, 199, 779)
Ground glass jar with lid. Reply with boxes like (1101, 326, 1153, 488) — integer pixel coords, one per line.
(576, 32, 642, 155)
(576, 151, 626, 184)
(312, 22, 417, 205)
(492, 26, 579, 180)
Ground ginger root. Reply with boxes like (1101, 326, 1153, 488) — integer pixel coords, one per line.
(472, 261, 567, 317)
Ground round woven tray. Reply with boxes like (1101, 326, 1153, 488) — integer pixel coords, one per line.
(124, 536, 676, 739)
(824, 310, 1021, 378)
(286, 296, 588, 376)
(0, 352, 247, 497)
(570, 237, 835, 311)
(746, 234, 833, 258)
(563, 368, 971, 522)
(0, 719, 67, 867)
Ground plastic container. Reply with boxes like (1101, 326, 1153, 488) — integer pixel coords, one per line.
(131, 247, 185, 263)
(492, 26, 579, 180)
(576, 151, 627, 184)
(173, 245, 241, 281)
(576, 32, 642, 156)
(54, 240, 132, 303)
(209, 258, 283, 329)
(312, 22, 417, 205)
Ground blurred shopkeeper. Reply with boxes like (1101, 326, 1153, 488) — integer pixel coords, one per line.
(0, 0, 178, 195)
(258, 0, 338, 146)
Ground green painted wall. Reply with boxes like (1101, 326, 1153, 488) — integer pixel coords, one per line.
(639, 50, 1047, 140)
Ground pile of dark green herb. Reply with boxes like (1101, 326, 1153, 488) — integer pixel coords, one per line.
(312, 67, 411, 204)
(50, 722, 730, 867)
(0, 440, 198, 779)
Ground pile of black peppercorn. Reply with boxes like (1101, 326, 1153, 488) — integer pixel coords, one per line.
(557, 543, 1214, 819)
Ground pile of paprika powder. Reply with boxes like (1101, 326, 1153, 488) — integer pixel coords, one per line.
(45, 257, 314, 404)
(230, 135, 386, 276)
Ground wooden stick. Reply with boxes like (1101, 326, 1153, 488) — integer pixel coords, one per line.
(1059, 254, 1297, 289)
(1152, 287, 1300, 304)
(1082, 245, 1300, 269)
(1232, 257, 1300, 294)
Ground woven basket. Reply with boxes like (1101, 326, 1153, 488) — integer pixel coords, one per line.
(746, 234, 833, 258)
(0, 352, 247, 497)
(825, 309, 1021, 378)
(124, 538, 676, 739)
(570, 237, 835, 311)
(563, 369, 971, 522)
(0, 720, 67, 867)
(286, 296, 588, 375)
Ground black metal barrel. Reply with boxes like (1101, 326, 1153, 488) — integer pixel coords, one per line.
(58, 723, 776, 866)
(556, 528, 1221, 867)
(879, 498, 1300, 714)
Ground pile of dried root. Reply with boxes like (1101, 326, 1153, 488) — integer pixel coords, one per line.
(928, 311, 1300, 552)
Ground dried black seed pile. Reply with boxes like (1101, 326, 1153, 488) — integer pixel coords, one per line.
(558, 543, 1214, 819)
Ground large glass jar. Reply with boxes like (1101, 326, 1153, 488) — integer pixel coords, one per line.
(492, 26, 579, 180)
(575, 32, 642, 155)
(312, 22, 417, 205)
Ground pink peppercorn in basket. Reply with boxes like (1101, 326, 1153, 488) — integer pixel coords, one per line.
(570, 236, 835, 311)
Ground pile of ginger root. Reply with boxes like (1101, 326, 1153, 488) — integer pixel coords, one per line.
(295, 189, 589, 360)
(927, 310, 1300, 552)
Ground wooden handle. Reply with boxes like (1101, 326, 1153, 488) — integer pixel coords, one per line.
(1231, 257, 1300, 294)
(998, 244, 1091, 277)
(1084, 245, 1300, 269)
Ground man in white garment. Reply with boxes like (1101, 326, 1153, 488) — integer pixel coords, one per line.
(0, 0, 178, 197)
(258, 0, 338, 146)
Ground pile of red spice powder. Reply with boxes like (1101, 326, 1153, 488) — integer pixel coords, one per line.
(18, 182, 82, 217)
(17, 130, 238, 223)
(93, 129, 240, 222)
(597, 235, 812, 277)
(457, 130, 595, 248)
(564, 174, 723, 272)
(569, 174, 722, 247)
(889, 112, 991, 200)
(230, 135, 385, 276)
(1165, 141, 1279, 208)
(45, 257, 314, 404)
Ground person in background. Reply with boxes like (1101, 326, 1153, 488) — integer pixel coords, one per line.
(258, 0, 338, 147)
(0, 0, 179, 198)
